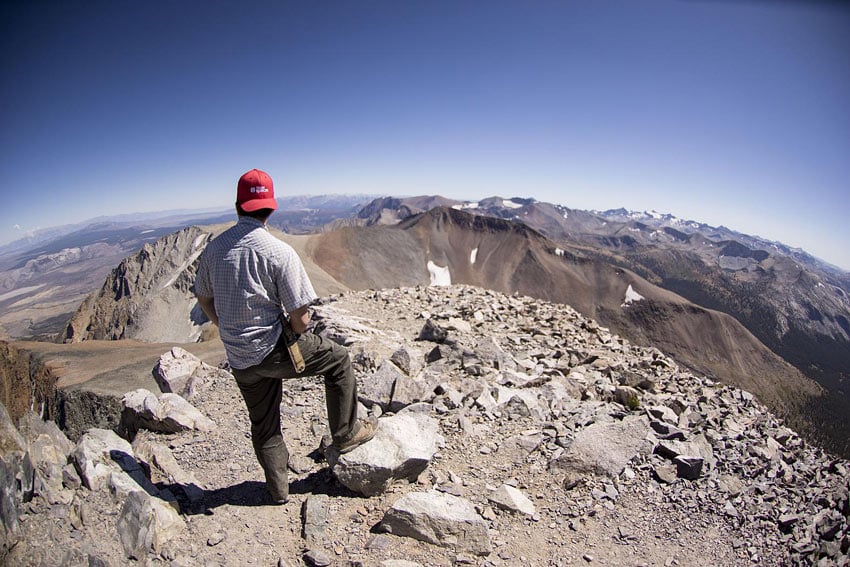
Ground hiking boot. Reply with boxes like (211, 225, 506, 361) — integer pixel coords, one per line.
(335, 419, 378, 454)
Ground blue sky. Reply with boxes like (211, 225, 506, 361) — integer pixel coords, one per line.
(2, 1, 849, 269)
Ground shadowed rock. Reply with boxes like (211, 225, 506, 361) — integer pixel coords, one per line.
(122, 389, 215, 437)
(70, 428, 156, 496)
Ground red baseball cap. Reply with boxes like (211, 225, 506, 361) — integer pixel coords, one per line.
(236, 169, 278, 212)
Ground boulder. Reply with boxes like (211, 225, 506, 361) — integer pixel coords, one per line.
(16, 412, 75, 506)
(379, 490, 491, 556)
(327, 412, 441, 496)
(152, 346, 223, 399)
(122, 389, 215, 437)
(549, 415, 651, 478)
(71, 428, 154, 494)
(116, 489, 186, 559)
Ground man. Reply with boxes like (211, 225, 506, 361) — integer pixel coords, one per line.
(194, 168, 376, 504)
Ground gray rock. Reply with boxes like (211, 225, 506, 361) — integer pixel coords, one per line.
(417, 319, 448, 343)
(70, 428, 158, 501)
(655, 433, 715, 476)
(303, 548, 332, 567)
(549, 415, 651, 478)
(17, 411, 74, 463)
(488, 484, 536, 517)
(327, 413, 441, 496)
(647, 405, 679, 424)
(505, 390, 549, 421)
(390, 346, 424, 377)
(425, 345, 450, 363)
(132, 438, 204, 508)
(445, 317, 472, 334)
(649, 420, 686, 441)
(0, 403, 34, 517)
(116, 489, 186, 559)
(302, 495, 330, 546)
(654, 463, 678, 484)
(360, 360, 403, 410)
(614, 386, 641, 410)
(674, 455, 703, 480)
(122, 389, 215, 436)
(391, 371, 441, 411)
(0, 458, 20, 551)
(380, 490, 492, 556)
(152, 347, 225, 399)
(473, 336, 513, 371)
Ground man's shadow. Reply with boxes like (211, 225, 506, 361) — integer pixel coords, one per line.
(112, 448, 359, 516)
(169, 466, 362, 515)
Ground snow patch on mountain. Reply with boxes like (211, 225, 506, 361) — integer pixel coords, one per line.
(621, 284, 645, 307)
(470, 248, 478, 265)
(427, 261, 452, 286)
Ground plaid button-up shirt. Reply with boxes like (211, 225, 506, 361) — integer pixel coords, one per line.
(195, 216, 317, 369)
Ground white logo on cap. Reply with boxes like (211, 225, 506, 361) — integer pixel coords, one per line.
(250, 186, 269, 193)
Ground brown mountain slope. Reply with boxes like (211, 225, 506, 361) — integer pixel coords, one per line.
(306, 207, 822, 432)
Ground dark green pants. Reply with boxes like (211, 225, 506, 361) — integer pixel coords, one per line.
(231, 332, 359, 501)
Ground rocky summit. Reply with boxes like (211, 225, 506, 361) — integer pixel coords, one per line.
(2, 285, 848, 566)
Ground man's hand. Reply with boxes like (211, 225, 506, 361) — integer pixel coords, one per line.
(289, 305, 311, 334)
(197, 296, 219, 326)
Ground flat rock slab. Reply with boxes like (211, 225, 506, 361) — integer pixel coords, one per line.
(549, 414, 651, 478)
(380, 490, 492, 556)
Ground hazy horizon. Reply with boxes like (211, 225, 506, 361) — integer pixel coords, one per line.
(5, 193, 848, 273)
(2, 1, 848, 269)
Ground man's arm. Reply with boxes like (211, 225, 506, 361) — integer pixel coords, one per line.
(197, 296, 219, 327)
(289, 304, 311, 334)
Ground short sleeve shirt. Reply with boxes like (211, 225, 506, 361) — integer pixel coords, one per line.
(194, 217, 317, 369)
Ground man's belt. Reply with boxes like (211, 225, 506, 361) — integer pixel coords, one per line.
(280, 317, 306, 374)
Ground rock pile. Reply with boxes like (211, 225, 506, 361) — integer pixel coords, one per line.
(2, 285, 848, 566)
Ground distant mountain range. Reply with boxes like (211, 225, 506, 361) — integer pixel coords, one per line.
(0, 193, 847, 457)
